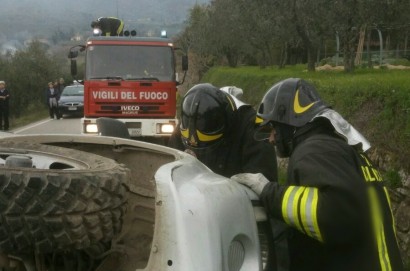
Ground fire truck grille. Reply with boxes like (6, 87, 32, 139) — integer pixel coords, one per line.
(99, 105, 160, 111)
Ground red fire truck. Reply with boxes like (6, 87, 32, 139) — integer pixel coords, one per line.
(68, 31, 187, 143)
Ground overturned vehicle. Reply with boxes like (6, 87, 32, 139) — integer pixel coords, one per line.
(0, 131, 271, 271)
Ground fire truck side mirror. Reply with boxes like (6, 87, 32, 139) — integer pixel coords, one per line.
(70, 59, 77, 77)
(182, 55, 188, 71)
(68, 51, 78, 59)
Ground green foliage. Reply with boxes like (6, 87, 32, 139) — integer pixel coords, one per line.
(383, 169, 402, 189)
(278, 167, 287, 185)
(201, 66, 410, 172)
(0, 41, 70, 122)
(388, 58, 410, 66)
(177, 0, 410, 72)
(11, 107, 48, 129)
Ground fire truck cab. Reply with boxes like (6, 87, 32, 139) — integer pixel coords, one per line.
(68, 31, 187, 143)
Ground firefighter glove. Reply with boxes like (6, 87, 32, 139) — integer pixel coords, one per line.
(231, 173, 269, 196)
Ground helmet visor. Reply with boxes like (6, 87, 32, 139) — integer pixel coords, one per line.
(180, 128, 223, 148)
(181, 101, 226, 148)
(195, 114, 225, 134)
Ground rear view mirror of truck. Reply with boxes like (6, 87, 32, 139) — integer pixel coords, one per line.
(68, 51, 78, 59)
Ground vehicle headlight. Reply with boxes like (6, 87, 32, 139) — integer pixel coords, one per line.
(159, 124, 174, 134)
(85, 123, 98, 133)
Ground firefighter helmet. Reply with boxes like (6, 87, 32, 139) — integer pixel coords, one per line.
(256, 78, 327, 127)
(180, 83, 236, 150)
(255, 78, 328, 157)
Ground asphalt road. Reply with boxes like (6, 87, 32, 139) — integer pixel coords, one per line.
(12, 116, 82, 135)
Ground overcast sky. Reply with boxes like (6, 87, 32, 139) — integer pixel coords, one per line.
(0, 0, 209, 40)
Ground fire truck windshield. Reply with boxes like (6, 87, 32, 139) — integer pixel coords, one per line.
(85, 45, 175, 81)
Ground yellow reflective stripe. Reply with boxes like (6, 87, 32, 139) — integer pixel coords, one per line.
(360, 153, 372, 166)
(383, 187, 397, 240)
(117, 21, 124, 35)
(281, 186, 305, 232)
(292, 187, 305, 232)
(365, 167, 376, 182)
(282, 186, 295, 225)
(300, 187, 323, 242)
(196, 130, 223, 142)
(180, 128, 223, 142)
(311, 189, 322, 242)
(300, 188, 310, 234)
(180, 128, 189, 138)
(255, 116, 263, 124)
(368, 187, 392, 271)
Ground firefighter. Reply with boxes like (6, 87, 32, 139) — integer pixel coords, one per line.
(168, 83, 278, 182)
(91, 17, 124, 36)
(232, 78, 404, 271)
(169, 84, 283, 270)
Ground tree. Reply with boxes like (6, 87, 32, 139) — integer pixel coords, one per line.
(235, 0, 282, 67)
(175, 4, 216, 79)
(176, 0, 410, 73)
(284, 0, 334, 71)
(0, 41, 63, 118)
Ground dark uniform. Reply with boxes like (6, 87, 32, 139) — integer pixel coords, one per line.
(46, 82, 60, 119)
(0, 83, 10, 130)
(237, 78, 404, 271)
(169, 83, 277, 181)
(260, 121, 404, 271)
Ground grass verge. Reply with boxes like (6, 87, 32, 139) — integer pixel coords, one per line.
(201, 65, 410, 173)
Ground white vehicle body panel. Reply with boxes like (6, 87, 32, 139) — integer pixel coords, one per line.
(0, 134, 264, 271)
(143, 158, 262, 270)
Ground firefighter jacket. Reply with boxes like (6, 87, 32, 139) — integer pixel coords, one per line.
(260, 123, 404, 271)
(169, 105, 278, 182)
(98, 17, 124, 36)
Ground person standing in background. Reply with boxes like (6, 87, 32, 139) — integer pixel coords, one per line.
(0, 81, 10, 131)
(46, 82, 60, 119)
(57, 78, 65, 95)
(55, 78, 65, 118)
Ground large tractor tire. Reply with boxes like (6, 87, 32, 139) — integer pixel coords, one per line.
(0, 141, 130, 253)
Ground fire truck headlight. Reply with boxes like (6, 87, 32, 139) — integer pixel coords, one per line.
(160, 124, 174, 134)
(86, 123, 99, 133)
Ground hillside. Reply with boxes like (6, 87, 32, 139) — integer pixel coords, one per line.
(0, 0, 208, 41)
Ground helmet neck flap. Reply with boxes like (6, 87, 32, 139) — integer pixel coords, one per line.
(255, 78, 370, 156)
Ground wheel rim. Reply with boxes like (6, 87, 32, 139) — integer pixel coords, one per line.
(0, 148, 90, 170)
